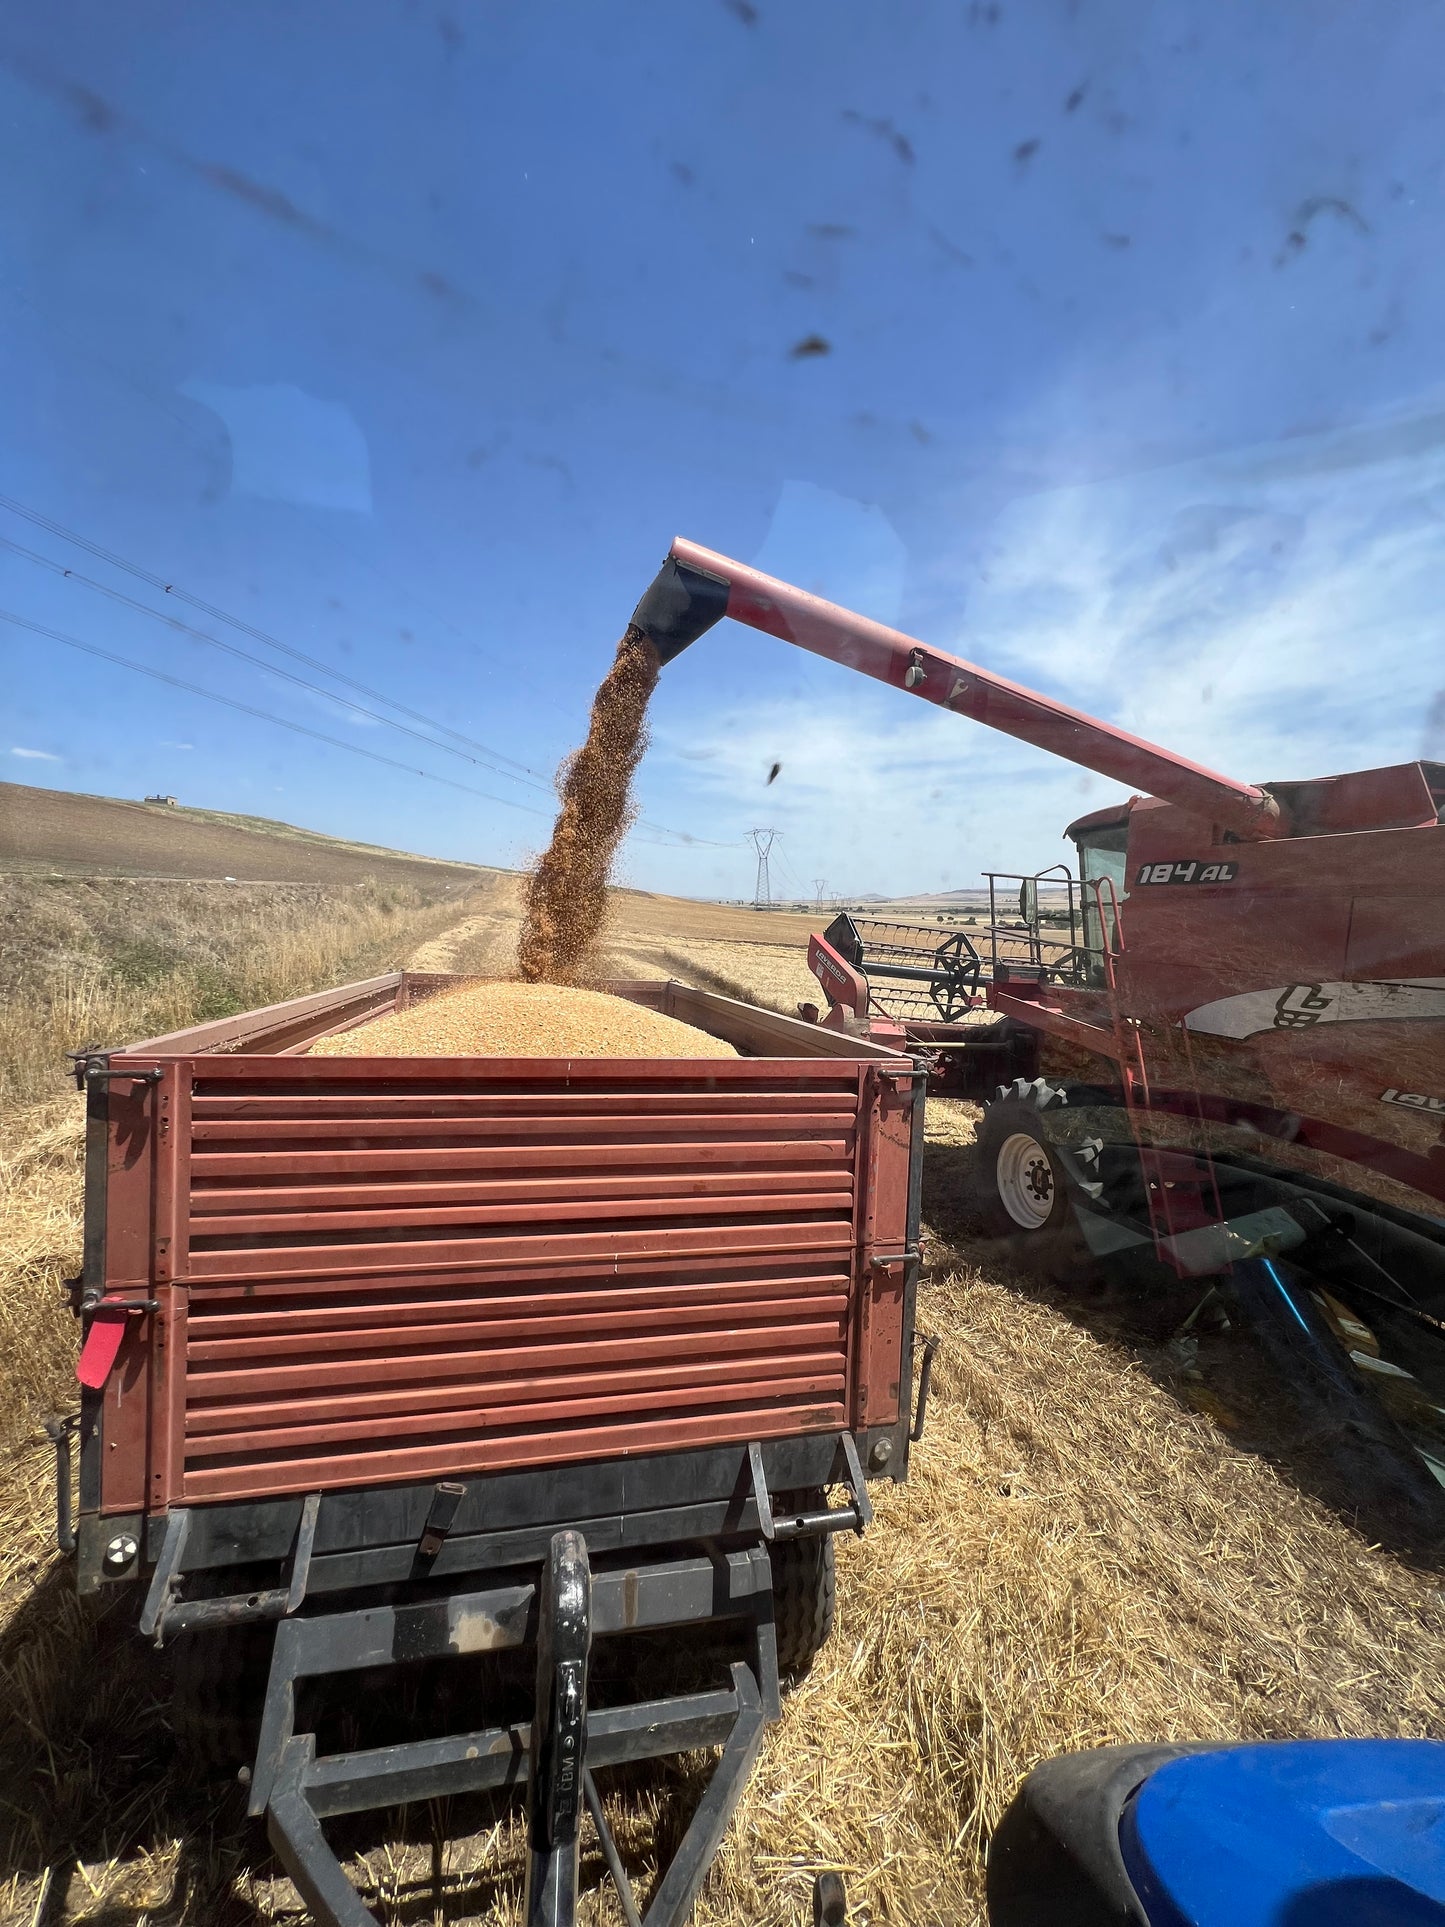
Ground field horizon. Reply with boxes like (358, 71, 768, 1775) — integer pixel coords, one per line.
(0, 779, 498, 888)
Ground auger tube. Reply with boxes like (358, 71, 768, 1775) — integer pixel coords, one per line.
(631, 538, 1287, 841)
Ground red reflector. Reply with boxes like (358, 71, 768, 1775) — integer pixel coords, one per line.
(77, 1312, 128, 1389)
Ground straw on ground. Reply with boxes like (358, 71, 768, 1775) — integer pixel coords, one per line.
(1, 890, 1442, 1926)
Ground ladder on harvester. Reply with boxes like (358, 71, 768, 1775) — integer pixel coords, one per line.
(1088, 875, 1233, 1280)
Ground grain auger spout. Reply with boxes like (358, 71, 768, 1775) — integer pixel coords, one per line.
(630, 537, 1288, 841)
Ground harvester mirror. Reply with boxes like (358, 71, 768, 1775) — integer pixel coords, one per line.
(1018, 878, 1040, 927)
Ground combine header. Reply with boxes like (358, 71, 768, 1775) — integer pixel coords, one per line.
(811, 914, 984, 1025)
(630, 539, 1445, 1526)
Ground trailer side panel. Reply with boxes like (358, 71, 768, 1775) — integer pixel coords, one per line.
(92, 1051, 915, 1512)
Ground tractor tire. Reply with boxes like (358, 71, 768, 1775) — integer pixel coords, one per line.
(975, 1079, 1097, 1284)
(769, 1523, 836, 1686)
(170, 1621, 277, 1775)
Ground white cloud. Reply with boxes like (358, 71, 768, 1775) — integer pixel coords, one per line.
(10, 746, 60, 761)
(653, 405, 1445, 894)
(948, 413, 1445, 786)
(160, 740, 195, 751)
(654, 694, 1082, 895)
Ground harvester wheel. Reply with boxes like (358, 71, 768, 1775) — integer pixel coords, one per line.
(769, 1519, 836, 1685)
(976, 1079, 1094, 1283)
(170, 1621, 276, 1774)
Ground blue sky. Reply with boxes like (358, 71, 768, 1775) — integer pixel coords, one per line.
(3, 2, 1444, 900)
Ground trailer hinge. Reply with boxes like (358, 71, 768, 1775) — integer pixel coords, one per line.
(139, 1508, 191, 1646)
(416, 1481, 468, 1564)
(748, 1436, 874, 1542)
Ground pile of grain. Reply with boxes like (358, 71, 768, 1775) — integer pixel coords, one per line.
(308, 980, 737, 1059)
(517, 626, 659, 983)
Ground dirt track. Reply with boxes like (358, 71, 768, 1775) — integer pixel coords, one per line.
(407, 875, 824, 1014)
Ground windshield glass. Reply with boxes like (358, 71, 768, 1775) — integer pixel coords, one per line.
(4, 11, 1444, 1927)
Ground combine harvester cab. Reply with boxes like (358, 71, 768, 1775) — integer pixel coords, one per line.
(631, 539, 1445, 1541)
(62, 971, 929, 1927)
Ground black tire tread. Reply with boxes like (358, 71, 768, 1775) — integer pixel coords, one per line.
(170, 1622, 276, 1774)
(769, 1524, 836, 1686)
(976, 1079, 1098, 1283)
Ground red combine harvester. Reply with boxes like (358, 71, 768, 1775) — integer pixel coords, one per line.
(630, 539, 1445, 1528)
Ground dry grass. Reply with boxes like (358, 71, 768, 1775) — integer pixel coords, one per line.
(3, 897, 1444, 1925)
(704, 1263, 1445, 1924)
(0, 873, 489, 1113)
(0, 875, 502, 1465)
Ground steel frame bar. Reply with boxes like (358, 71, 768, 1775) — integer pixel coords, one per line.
(583, 1767, 644, 1927)
(251, 1543, 782, 1927)
(248, 1548, 773, 1814)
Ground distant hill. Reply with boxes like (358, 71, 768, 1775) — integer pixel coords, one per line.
(0, 782, 496, 889)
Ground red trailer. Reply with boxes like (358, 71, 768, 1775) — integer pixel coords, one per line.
(628, 542, 1445, 1531)
(59, 971, 929, 1927)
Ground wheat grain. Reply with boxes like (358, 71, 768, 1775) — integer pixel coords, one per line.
(308, 980, 738, 1059)
(517, 628, 659, 984)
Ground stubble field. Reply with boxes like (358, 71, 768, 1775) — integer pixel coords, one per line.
(0, 863, 1441, 1926)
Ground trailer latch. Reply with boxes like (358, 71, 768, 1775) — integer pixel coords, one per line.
(69, 1057, 164, 1092)
(43, 1414, 79, 1556)
(748, 1435, 874, 1541)
(417, 1480, 467, 1562)
(910, 1331, 941, 1442)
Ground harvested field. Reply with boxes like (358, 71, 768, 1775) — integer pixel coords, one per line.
(2, 890, 1443, 1924)
(417, 873, 822, 1014)
(310, 980, 738, 1059)
(0, 871, 491, 1111)
(0, 780, 490, 888)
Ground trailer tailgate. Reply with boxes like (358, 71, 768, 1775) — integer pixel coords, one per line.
(94, 1051, 914, 1508)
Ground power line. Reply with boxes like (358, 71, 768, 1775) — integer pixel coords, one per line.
(0, 532, 562, 797)
(771, 839, 807, 897)
(0, 602, 698, 848)
(0, 488, 545, 780)
(0, 496, 732, 849)
(0, 274, 585, 727)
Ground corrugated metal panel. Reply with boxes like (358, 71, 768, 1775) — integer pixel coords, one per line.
(177, 1064, 865, 1501)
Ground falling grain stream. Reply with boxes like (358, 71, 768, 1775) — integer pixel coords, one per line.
(517, 625, 659, 983)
